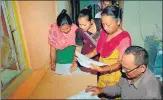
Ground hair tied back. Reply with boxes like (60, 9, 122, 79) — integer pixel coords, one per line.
(87, 5, 92, 11)
(60, 9, 67, 15)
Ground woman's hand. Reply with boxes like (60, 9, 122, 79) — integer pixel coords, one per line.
(70, 55, 78, 72)
(91, 64, 103, 72)
(70, 61, 78, 73)
(50, 62, 56, 71)
(86, 48, 97, 58)
(50, 46, 56, 71)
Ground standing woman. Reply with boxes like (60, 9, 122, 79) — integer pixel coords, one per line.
(70, 6, 102, 72)
(76, 5, 101, 55)
(48, 9, 78, 72)
(87, 5, 132, 90)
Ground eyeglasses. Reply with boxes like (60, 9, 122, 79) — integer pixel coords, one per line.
(121, 64, 142, 74)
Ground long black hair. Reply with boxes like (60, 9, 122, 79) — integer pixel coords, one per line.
(101, 5, 123, 21)
(57, 9, 72, 26)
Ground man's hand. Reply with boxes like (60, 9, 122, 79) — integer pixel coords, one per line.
(91, 64, 103, 72)
(85, 85, 104, 96)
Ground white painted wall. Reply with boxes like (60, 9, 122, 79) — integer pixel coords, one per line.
(56, 1, 71, 17)
(122, 1, 162, 47)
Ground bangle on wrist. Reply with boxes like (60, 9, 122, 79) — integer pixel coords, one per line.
(51, 63, 55, 66)
(109, 65, 112, 73)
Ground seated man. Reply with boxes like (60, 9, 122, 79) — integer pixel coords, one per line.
(86, 46, 162, 99)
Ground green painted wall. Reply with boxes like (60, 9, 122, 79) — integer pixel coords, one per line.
(57, 1, 71, 16)
(123, 1, 162, 47)
(80, 0, 98, 17)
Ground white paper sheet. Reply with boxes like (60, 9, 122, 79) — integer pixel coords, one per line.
(68, 90, 100, 99)
(55, 63, 90, 76)
(76, 52, 108, 68)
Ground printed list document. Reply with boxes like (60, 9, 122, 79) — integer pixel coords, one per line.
(76, 51, 108, 68)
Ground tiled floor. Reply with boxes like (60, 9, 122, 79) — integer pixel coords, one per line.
(8, 64, 97, 99)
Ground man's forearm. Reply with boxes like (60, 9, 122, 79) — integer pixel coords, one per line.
(103, 85, 121, 97)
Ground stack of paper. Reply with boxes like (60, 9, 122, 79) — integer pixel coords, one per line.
(76, 52, 108, 68)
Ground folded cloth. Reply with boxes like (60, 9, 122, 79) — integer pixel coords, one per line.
(68, 90, 100, 99)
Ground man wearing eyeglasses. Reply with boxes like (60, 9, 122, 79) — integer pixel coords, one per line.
(86, 46, 162, 99)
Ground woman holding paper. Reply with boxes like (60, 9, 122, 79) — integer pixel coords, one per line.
(87, 6, 131, 89)
(48, 9, 80, 71)
(70, 5, 102, 72)
(75, 5, 102, 55)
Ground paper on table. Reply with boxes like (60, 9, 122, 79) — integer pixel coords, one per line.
(55, 63, 90, 76)
(68, 90, 100, 99)
(55, 63, 72, 75)
(76, 52, 108, 68)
